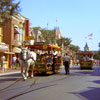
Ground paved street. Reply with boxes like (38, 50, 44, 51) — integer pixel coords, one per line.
(0, 65, 100, 100)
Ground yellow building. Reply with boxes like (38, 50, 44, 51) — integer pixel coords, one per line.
(0, 27, 2, 42)
(0, 27, 14, 71)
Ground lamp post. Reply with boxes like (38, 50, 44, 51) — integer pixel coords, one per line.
(98, 42, 100, 54)
(98, 42, 100, 50)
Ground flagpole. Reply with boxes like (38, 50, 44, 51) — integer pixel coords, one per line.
(56, 18, 58, 27)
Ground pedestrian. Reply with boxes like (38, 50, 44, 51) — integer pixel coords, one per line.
(1, 56, 6, 72)
(12, 54, 17, 69)
(52, 48, 57, 74)
(63, 53, 70, 75)
(76, 59, 79, 65)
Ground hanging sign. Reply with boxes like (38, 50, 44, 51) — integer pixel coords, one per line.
(43, 45, 47, 49)
(25, 36, 34, 40)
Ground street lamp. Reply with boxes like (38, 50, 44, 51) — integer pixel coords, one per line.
(98, 42, 100, 50)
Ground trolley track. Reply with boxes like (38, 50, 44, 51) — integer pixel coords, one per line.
(1, 73, 71, 100)
(0, 77, 39, 93)
(7, 76, 70, 100)
(7, 83, 57, 100)
(0, 78, 23, 92)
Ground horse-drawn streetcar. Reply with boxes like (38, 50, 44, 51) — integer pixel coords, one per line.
(79, 51, 94, 69)
(25, 42, 62, 75)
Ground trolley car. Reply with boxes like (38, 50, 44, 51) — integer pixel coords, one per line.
(25, 42, 62, 75)
(79, 51, 94, 69)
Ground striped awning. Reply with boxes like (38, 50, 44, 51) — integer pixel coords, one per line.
(4, 52, 15, 54)
(13, 47, 21, 53)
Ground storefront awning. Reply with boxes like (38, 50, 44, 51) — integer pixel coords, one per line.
(4, 52, 15, 54)
(14, 28, 20, 34)
(13, 47, 21, 53)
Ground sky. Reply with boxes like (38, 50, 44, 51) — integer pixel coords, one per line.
(17, 0, 100, 51)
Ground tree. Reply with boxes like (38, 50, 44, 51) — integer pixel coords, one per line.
(69, 44, 80, 53)
(56, 37, 72, 48)
(94, 51, 100, 60)
(40, 29, 56, 44)
(68, 44, 80, 59)
(0, 0, 20, 26)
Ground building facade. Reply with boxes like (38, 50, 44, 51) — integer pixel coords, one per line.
(54, 27, 62, 39)
(0, 27, 12, 70)
(2, 13, 30, 68)
(30, 27, 43, 44)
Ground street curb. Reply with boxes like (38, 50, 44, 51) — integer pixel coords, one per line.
(0, 71, 20, 76)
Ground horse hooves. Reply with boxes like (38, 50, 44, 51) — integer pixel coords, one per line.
(23, 77, 27, 81)
(30, 75, 34, 78)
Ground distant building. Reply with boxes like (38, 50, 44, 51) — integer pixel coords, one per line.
(84, 42, 89, 51)
(30, 27, 43, 43)
(54, 27, 62, 39)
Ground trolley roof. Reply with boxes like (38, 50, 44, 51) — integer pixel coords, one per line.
(25, 42, 62, 51)
(79, 51, 94, 55)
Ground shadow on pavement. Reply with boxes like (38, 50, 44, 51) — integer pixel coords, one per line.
(68, 87, 100, 100)
(90, 80, 100, 84)
(73, 66, 100, 76)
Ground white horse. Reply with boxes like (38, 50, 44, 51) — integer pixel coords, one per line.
(18, 47, 36, 80)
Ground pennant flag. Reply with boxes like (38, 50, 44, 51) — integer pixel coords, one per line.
(88, 33, 93, 37)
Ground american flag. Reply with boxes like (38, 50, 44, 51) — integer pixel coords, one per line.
(88, 33, 93, 40)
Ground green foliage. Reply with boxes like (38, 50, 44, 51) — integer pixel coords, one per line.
(69, 44, 80, 52)
(94, 51, 100, 60)
(56, 37, 72, 48)
(40, 29, 56, 44)
(40, 28, 80, 57)
(0, 0, 20, 26)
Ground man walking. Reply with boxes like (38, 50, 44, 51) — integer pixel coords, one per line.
(63, 53, 70, 75)
(52, 48, 57, 74)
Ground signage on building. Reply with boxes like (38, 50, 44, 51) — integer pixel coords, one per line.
(25, 36, 34, 40)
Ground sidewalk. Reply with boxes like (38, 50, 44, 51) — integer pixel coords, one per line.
(0, 68, 20, 76)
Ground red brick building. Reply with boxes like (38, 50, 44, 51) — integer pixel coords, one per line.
(2, 13, 30, 68)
